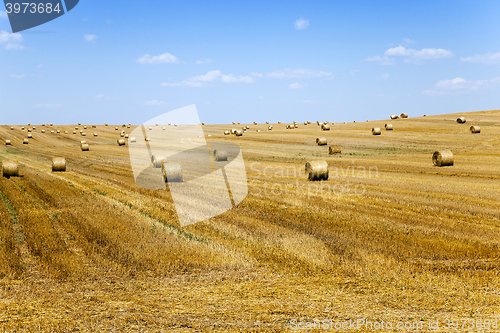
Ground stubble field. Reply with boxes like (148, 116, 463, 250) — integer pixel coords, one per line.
(0, 110, 499, 332)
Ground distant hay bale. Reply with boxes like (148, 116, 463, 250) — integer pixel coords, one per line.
(125, 134, 129, 138)
(457, 117, 466, 124)
(213, 149, 227, 161)
(75, 127, 78, 130)
(423, 114, 428, 117)
(78, 123, 81, 126)
(72, 131, 76, 134)
(65, 131, 68, 134)
(81, 132, 86, 136)
(145, 137, 151, 141)
(162, 126, 165, 130)
(294, 123, 299, 128)
(234, 130, 243, 136)
(51, 130, 55, 134)
(117, 139, 125, 146)
(162, 161, 183, 183)
(120, 133, 125, 137)
(305, 160, 328, 181)
(253, 122, 257, 125)
(27, 133, 32, 138)
(307, 121, 311, 124)
(266, 121, 269, 124)
(42, 130, 46, 133)
(83, 126, 87, 129)
(257, 130, 261, 132)
(385, 124, 393, 130)
(268, 126, 273, 130)
(27, 128, 32, 132)
(27, 123, 30, 126)
(2, 160, 19, 178)
(21, 127, 25, 130)
(201, 122, 205, 125)
(304, 122, 307, 125)
(353, 121, 357, 123)
(372, 127, 381, 135)
(81, 144, 89, 151)
(155, 123, 159, 126)
(115, 127, 119, 130)
(168, 123, 171, 126)
(130, 137, 136, 143)
(224, 130, 230, 135)
(432, 150, 453, 167)
(470, 125, 480, 133)
(80, 141, 87, 145)
(42, 123, 45, 126)
(152, 155, 165, 168)
(50, 123, 53, 126)
(329, 145, 341, 155)
(23, 139, 29, 144)
(321, 123, 330, 131)
(52, 157, 66, 172)
(105, 123, 108, 126)
(390, 114, 398, 119)
(92, 125, 96, 128)
(400, 113, 408, 118)
(231, 129, 237, 134)
(94, 133, 98, 137)
(174, 124, 177, 127)
(5, 140, 11, 146)
(32, 126, 36, 130)
(127, 125, 131, 128)
(10, 127, 14, 130)
(232, 122, 236, 125)
(56, 130, 60, 134)
(318, 122, 323, 127)
(277, 121, 281, 124)
(316, 137, 327, 146)
(246, 126, 250, 129)
(149, 127, 152, 130)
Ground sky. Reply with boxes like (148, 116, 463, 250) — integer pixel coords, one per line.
(1, 0, 499, 125)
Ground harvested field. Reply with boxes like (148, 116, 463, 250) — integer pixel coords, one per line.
(0, 110, 499, 331)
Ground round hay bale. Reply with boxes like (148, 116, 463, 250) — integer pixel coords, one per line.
(21, 127, 25, 130)
(42, 123, 45, 126)
(51, 130, 55, 134)
(125, 134, 129, 138)
(278, 121, 281, 124)
(80, 140, 87, 145)
(266, 121, 269, 124)
(145, 137, 151, 141)
(316, 137, 327, 146)
(457, 117, 466, 124)
(56, 130, 60, 134)
(50, 123, 53, 126)
(372, 127, 381, 135)
(27, 123, 30, 126)
(201, 122, 205, 125)
(432, 150, 454, 167)
(80, 130, 83, 133)
(234, 130, 243, 136)
(152, 155, 165, 168)
(32, 127, 36, 130)
(115, 127, 119, 130)
(27, 133, 32, 138)
(174, 124, 177, 127)
(268, 126, 273, 130)
(213, 150, 227, 161)
(117, 139, 125, 146)
(390, 114, 398, 119)
(73, 131, 76, 134)
(127, 125, 131, 128)
(423, 114, 428, 117)
(353, 121, 357, 123)
(23, 139, 28, 144)
(253, 122, 257, 125)
(162, 126, 166, 130)
(27, 128, 32, 132)
(10, 127, 14, 130)
(305, 160, 328, 181)
(52, 157, 66, 172)
(130, 137, 136, 143)
(93, 133, 98, 137)
(155, 123, 159, 126)
(400, 113, 408, 118)
(294, 124, 299, 128)
(5, 140, 12, 146)
(92, 125, 97, 128)
(105, 123, 108, 126)
(120, 133, 125, 137)
(385, 124, 393, 130)
(81, 143, 89, 151)
(149, 127, 152, 130)
(329, 145, 341, 155)
(318, 122, 323, 127)
(65, 131, 69, 134)
(224, 130, 230, 135)
(2, 161, 19, 178)
(321, 123, 330, 131)
(232, 122, 236, 125)
(231, 129, 237, 134)
(78, 123, 81, 126)
(81, 133, 86, 136)
(41, 129, 46, 133)
(470, 125, 480, 133)
(83, 126, 87, 129)
(162, 161, 183, 183)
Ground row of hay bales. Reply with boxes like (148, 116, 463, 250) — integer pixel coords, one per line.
(456, 117, 481, 133)
(1, 157, 67, 178)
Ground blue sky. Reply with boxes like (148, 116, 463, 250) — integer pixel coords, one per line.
(1, 0, 499, 125)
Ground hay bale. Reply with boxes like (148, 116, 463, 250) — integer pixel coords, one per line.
(145, 137, 151, 141)
(162, 126, 166, 130)
(321, 123, 330, 131)
(94, 133, 98, 137)
(83, 126, 87, 129)
(390, 114, 398, 119)
(80, 130, 83, 133)
(125, 134, 129, 138)
(149, 127, 152, 130)
(120, 133, 125, 137)
(304, 121, 308, 125)
(10, 127, 14, 130)
(432, 150, 453, 167)
(56, 130, 60, 134)
(2, 161, 19, 178)
(231, 129, 237, 134)
(127, 125, 131, 128)
(201, 122, 205, 125)
(457, 117, 466, 124)
(105, 123, 108, 126)
(305, 160, 328, 181)
(50, 123, 53, 126)
(400, 113, 408, 118)
(268, 126, 273, 130)
(278, 121, 281, 124)
(152, 155, 165, 168)
(27, 128, 32, 132)
(21, 127, 25, 130)
(372, 127, 381, 135)
(27, 133, 32, 139)
(224, 130, 230, 135)
(232, 122, 236, 125)
(32, 127, 36, 130)
(92, 125, 97, 128)
(81, 143, 89, 151)
(80, 141, 87, 145)
(81, 133, 86, 136)
(316, 137, 327, 146)
(470, 125, 480, 134)
(174, 124, 177, 127)
(23, 139, 29, 144)
(42, 123, 45, 126)
(318, 122, 323, 127)
(73, 131, 76, 134)
(65, 131, 69, 134)
(27, 123, 30, 126)
(51, 130, 55, 134)
(162, 161, 183, 183)
(329, 145, 341, 155)
(5, 140, 12, 146)
(42, 129, 46, 133)
(213, 150, 228, 162)
(52, 157, 66, 172)
(234, 130, 243, 136)
(266, 122, 269, 124)
(130, 137, 136, 143)
(78, 123, 81, 126)
(253, 122, 257, 125)
(294, 124, 299, 128)
(385, 124, 393, 130)
(117, 139, 125, 146)
(257, 130, 261, 132)
(155, 123, 159, 126)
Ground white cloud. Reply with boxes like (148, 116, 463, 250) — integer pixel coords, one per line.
(366, 55, 394, 65)
(162, 70, 255, 87)
(34, 104, 61, 108)
(137, 52, 179, 64)
(289, 82, 306, 89)
(145, 100, 165, 106)
(95, 94, 105, 98)
(266, 68, 332, 79)
(461, 52, 500, 65)
(381, 73, 390, 79)
(196, 59, 213, 65)
(403, 38, 416, 45)
(294, 19, 309, 30)
(10, 74, 25, 79)
(423, 77, 500, 95)
(84, 34, 97, 43)
(384, 46, 453, 63)
(0, 10, 7, 19)
(0, 30, 24, 50)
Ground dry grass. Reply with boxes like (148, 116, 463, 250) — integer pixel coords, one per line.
(0, 111, 499, 331)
